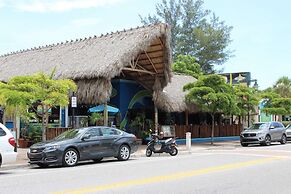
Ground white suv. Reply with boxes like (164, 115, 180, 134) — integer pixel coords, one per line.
(0, 123, 17, 167)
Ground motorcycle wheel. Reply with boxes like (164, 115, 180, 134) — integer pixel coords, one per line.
(169, 147, 178, 156)
(146, 148, 152, 157)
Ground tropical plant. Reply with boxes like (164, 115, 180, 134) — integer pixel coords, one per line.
(90, 113, 103, 126)
(140, 0, 233, 73)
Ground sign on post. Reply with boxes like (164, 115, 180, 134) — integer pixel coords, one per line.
(71, 96, 77, 108)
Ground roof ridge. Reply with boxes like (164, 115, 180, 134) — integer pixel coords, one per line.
(0, 23, 164, 58)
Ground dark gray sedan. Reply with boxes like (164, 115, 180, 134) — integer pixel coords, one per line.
(27, 126, 138, 167)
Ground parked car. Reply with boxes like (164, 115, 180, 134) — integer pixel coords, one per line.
(0, 123, 17, 167)
(240, 122, 287, 147)
(27, 126, 138, 167)
(286, 124, 291, 140)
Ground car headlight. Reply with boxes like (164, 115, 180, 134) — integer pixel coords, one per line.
(44, 145, 60, 151)
(256, 132, 264, 136)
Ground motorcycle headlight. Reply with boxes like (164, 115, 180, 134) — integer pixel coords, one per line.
(44, 145, 60, 151)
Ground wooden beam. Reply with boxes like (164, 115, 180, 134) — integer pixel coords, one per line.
(144, 51, 158, 73)
(158, 37, 164, 48)
(122, 67, 155, 75)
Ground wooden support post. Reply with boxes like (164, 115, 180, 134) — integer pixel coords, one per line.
(154, 104, 158, 134)
(104, 102, 108, 126)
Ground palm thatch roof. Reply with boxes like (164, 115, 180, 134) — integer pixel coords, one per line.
(154, 74, 198, 113)
(0, 23, 172, 104)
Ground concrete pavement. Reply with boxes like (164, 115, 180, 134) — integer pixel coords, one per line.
(0, 140, 241, 170)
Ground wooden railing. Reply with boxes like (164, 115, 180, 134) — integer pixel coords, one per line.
(174, 124, 242, 139)
(46, 127, 71, 140)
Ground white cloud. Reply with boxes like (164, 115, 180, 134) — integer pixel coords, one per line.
(2, 0, 124, 12)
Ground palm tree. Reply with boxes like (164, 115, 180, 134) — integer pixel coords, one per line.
(274, 76, 291, 98)
(90, 113, 103, 126)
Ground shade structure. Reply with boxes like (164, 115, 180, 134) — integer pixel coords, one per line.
(88, 104, 119, 114)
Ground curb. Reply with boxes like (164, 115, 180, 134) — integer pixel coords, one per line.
(176, 136, 240, 145)
(1, 163, 29, 171)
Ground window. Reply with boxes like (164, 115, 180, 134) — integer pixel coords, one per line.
(101, 128, 121, 136)
(0, 128, 6, 136)
(85, 128, 102, 138)
(276, 122, 284, 128)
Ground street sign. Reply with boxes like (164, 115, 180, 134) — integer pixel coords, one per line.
(71, 96, 77, 108)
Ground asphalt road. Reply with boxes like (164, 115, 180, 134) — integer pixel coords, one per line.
(2, 142, 291, 194)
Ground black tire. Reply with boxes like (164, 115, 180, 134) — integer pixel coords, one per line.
(117, 144, 130, 161)
(146, 148, 152, 157)
(263, 135, 271, 146)
(93, 158, 103, 163)
(36, 163, 48, 168)
(0, 154, 2, 168)
(169, 147, 178, 156)
(280, 134, 287, 144)
(63, 148, 79, 167)
(241, 143, 248, 147)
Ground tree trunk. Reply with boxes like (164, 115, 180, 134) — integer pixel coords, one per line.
(241, 116, 245, 131)
(211, 113, 215, 145)
(41, 105, 46, 141)
(45, 107, 49, 140)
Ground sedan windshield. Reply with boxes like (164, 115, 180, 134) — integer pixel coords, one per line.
(54, 128, 86, 140)
(248, 123, 268, 130)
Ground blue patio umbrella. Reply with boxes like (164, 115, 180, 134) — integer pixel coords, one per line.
(88, 104, 119, 114)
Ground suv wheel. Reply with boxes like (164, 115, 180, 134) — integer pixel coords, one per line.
(280, 134, 287, 144)
(241, 142, 248, 147)
(264, 135, 271, 146)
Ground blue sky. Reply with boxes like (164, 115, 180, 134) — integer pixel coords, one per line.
(0, 0, 290, 89)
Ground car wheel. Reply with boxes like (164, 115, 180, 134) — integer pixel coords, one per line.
(146, 148, 152, 157)
(280, 134, 287, 144)
(117, 144, 130, 161)
(169, 147, 178, 156)
(37, 163, 48, 168)
(63, 148, 79, 167)
(241, 143, 248, 147)
(0, 154, 2, 167)
(264, 135, 271, 146)
(93, 158, 103, 163)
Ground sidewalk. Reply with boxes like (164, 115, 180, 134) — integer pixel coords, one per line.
(1, 140, 240, 170)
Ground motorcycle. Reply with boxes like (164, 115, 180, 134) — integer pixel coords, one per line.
(145, 134, 178, 157)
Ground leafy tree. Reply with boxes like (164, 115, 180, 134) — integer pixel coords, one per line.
(140, 0, 233, 73)
(234, 84, 259, 128)
(0, 72, 77, 141)
(183, 74, 236, 144)
(260, 91, 291, 121)
(172, 55, 202, 78)
(0, 80, 36, 140)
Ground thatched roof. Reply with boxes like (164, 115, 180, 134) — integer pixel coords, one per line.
(0, 23, 172, 104)
(154, 74, 198, 113)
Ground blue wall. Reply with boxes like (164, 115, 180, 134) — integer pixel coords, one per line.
(111, 79, 153, 127)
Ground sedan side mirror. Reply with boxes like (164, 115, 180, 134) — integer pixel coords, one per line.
(81, 134, 91, 140)
(269, 126, 275, 130)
